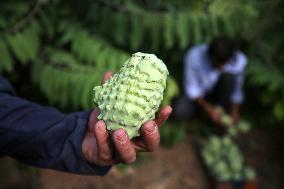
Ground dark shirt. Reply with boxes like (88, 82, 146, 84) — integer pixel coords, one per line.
(0, 76, 111, 175)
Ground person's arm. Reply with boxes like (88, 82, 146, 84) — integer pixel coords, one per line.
(0, 76, 110, 175)
(184, 50, 221, 123)
(0, 75, 172, 174)
(230, 74, 243, 124)
(231, 103, 240, 125)
(196, 97, 221, 123)
(230, 53, 247, 124)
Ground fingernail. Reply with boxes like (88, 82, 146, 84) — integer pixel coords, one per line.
(146, 122, 157, 134)
(97, 121, 105, 132)
(116, 130, 128, 144)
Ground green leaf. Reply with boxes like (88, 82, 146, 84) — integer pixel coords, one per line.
(176, 12, 190, 49)
(7, 33, 29, 63)
(114, 12, 128, 45)
(209, 14, 219, 37)
(191, 14, 202, 45)
(221, 16, 235, 37)
(23, 22, 40, 60)
(163, 13, 175, 49)
(0, 38, 13, 72)
(130, 15, 144, 50)
(71, 73, 86, 109)
(39, 9, 54, 38)
(58, 71, 70, 108)
(58, 24, 79, 46)
(147, 14, 160, 51)
(0, 17, 6, 28)
(201, 14, 212, 43)
(273, 101, 284, 121)
(82, 77, 95, 110)
(97, 46, 111, 69)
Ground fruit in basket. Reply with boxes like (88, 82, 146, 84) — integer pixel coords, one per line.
(238, 121, 251, 133)
(93, 52, 168, 139)
(215, 106, 233, 126)
(201, 135, 256, 182)
(243, 167, 256, 181)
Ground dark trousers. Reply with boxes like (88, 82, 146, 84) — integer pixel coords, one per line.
(174, 73, 236, 120)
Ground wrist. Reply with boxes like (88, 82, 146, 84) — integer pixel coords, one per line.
(196, 97, 212, 113)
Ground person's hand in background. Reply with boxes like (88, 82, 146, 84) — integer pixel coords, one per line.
(196, 97, 222, 125)
(82, 72, 172, 166)
(208, 107, 222, 125)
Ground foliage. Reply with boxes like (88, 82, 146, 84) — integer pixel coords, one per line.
(0, 0, 282, 127)
(244, 0, 284, 124)
(160, 121, 187, 148)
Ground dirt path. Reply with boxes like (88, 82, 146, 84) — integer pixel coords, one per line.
(1, 128, 283, 189)
(38, 136, 209, 189)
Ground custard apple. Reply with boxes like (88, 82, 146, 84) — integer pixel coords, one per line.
(93, 52, 169, 139)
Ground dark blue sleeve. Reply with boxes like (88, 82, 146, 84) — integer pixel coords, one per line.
(0, 76, 111, 175)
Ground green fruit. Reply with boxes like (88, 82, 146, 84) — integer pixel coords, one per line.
(93, 52, 169, 139)
(228, 127, 238, 137)
(209, 135, 222, 150)
(215, 106, 233, 126)
(238, 121, 251, 133)
(221, 114, 233, 126)
(232, 172, 243, 181)
(243, 167, 256, 181)
(222, 136, 233, 147)
(230, 158, 243, 172)
(214, 161, 230, 180)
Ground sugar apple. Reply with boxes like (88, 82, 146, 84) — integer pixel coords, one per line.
(93, 52, 169, 139)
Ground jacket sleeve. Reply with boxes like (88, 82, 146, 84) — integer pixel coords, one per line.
(0, 76, 111, 175)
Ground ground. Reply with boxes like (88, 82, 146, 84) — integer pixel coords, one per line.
(0, 128, 283, 189)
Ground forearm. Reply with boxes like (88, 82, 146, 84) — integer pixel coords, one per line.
(230, 103, 240, 125)
(196, 97, 214, 114)
(0, 77, 110, 175)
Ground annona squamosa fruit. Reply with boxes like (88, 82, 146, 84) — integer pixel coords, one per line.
(215, 106, 233, 126)
(238, 121, 251, 133)
(243, 167, 256, 181)
(93, 52, 169, 139)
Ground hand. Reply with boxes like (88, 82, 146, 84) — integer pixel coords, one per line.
(208, 107, 222, 124)
(82, 72, 172, 166)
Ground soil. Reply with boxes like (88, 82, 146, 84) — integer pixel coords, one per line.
(0, 128, 283, 189)
(37, 135, 209, 189)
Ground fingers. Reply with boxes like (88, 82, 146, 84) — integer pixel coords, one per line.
(101, 72, 113, 84)
(154, 105, 172, 127)
(88, 108, 100, 132)
(140, 121, 160, 151)
(133, 106, 172, 152)
(94, 120, 116, 165)
(112, 129, 136, 164)
(89, 105, 171, 165)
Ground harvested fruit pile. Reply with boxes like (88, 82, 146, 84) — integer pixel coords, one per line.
(201, 135, 256, 181)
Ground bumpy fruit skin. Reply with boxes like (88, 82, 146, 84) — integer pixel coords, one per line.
(93, 52, 169, 139)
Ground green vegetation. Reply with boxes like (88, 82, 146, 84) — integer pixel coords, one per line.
(1, 0, 282, 126)
(0, 0, 283, 155)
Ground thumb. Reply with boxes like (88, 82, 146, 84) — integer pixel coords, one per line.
(101, 72, 113, 84)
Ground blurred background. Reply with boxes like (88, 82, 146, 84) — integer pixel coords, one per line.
(0, 0, 283, 188)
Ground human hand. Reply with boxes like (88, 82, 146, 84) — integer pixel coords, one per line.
(82, 72, 172, 166)
(208, 107, 222, 124)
